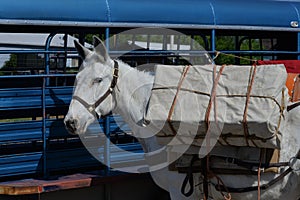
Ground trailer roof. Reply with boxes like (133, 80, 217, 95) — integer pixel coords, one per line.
(0, 0, 300, 31)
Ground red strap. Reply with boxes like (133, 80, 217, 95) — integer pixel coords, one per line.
(205, 65, 225, 131)
(167, 65, 191, 135)
(242, 64, 257, 146)
(257, 60, 300, 74)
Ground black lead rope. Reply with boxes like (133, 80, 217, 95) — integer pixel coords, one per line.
(202, 156, 209, 200)
(287, 101, 300, 112)
(215, 167, 293, 193)
(216, 156, 289, 171)
(181, 155, 199, 197)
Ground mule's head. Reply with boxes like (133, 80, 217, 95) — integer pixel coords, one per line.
(64, 36, 117, 135)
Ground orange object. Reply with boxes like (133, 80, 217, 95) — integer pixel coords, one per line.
(286, 73, 298, 97)
(292, 74, 300, 102)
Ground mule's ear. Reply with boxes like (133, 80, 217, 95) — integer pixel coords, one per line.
(74, 40, 91, 59)
(93, 36, 109, 62)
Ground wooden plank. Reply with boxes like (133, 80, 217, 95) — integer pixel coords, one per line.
(0, 172, 147, 195)
(0, 174, 93, 195)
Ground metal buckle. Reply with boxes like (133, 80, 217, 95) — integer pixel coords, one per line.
(289, 156, 300, 171)
(88, 106, 94, 112)
(225, 157, 235, 164)
(252, 166, 265, 173)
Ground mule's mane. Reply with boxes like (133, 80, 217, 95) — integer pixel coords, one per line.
(116, 59, 154, 97)
(113, 59, 154, 125)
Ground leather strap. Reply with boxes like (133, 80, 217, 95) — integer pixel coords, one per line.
(72, 60, 119, 116)
(215, 167, 293, 193)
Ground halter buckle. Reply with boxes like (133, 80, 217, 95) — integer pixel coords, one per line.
(88, 106, 94, 112)
(289, 156, 300, 171)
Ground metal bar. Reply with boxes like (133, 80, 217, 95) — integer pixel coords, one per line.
(249, 37, 252, 61)
(114, 34, 119, 50)
(63, 34, 68, 81)
(176, 35, 180, 51)
(147, 34, 151, 63)
(104, 27, 112, 200)
(190, 35, 194, 51)
(42, 77, 47, 178)
(45, 33, 57, 85)
(162, 34, 167, 64)
(259, 38, 263, 61)
(235, 35, 240, 64)
(147, 34, 150, 49)
(105, 51, 300, 61)
(190, 35, 194, 64)
(1, 19, 300, 32)
(162, 34, 167, 50)
(201, 34, 210, 50)
(0, 49, 295, 56)
(212, 50, 300, 55)
(109, 50, 210, 54)
(0, 50, 77, 54)
(104, 28, 111, 174)
(43, 33, 59, 177)
(0, 49, 297, 77)
(0, 74, 75, 79)
(211, 29, 216, 61)
(271, 38, 275, 60)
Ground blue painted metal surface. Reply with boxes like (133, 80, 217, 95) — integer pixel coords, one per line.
(0, 73, 141, 179)
(104, 28, 111, 174)
(211, 0, 299, 28)
(0, 143, 143, 178)
(0, 0, 108, 22)
(0, 0, 299, 29)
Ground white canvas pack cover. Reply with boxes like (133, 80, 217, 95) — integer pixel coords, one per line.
(144, 64, 289, 149)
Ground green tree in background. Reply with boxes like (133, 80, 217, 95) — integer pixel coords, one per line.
(214, 36, 235, 65)
(2, 54, 17, 69)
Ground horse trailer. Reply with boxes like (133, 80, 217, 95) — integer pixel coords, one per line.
(0, 0, 299, 199)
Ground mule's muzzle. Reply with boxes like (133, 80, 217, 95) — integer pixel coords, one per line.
(65, 118, 78, 134)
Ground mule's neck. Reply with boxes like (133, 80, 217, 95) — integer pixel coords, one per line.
(113, 60, 154, 130)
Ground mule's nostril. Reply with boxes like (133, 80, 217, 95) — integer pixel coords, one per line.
(65, 118, 78, 133)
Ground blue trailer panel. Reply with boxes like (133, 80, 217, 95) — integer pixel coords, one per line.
(0, 0, 299, 30)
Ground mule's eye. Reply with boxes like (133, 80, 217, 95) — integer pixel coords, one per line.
(93, 77, 103, 84)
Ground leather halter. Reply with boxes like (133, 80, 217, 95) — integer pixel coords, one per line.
(72, 60, 119, 116)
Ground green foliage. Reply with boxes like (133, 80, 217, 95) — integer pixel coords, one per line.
(214, 36, 235, 65)
(85, 34, 94, 44)
(2, 54, 17, 69)
(85, 34, 104, 44)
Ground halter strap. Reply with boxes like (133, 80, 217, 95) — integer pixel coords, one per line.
(72, 60, 119, 116)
